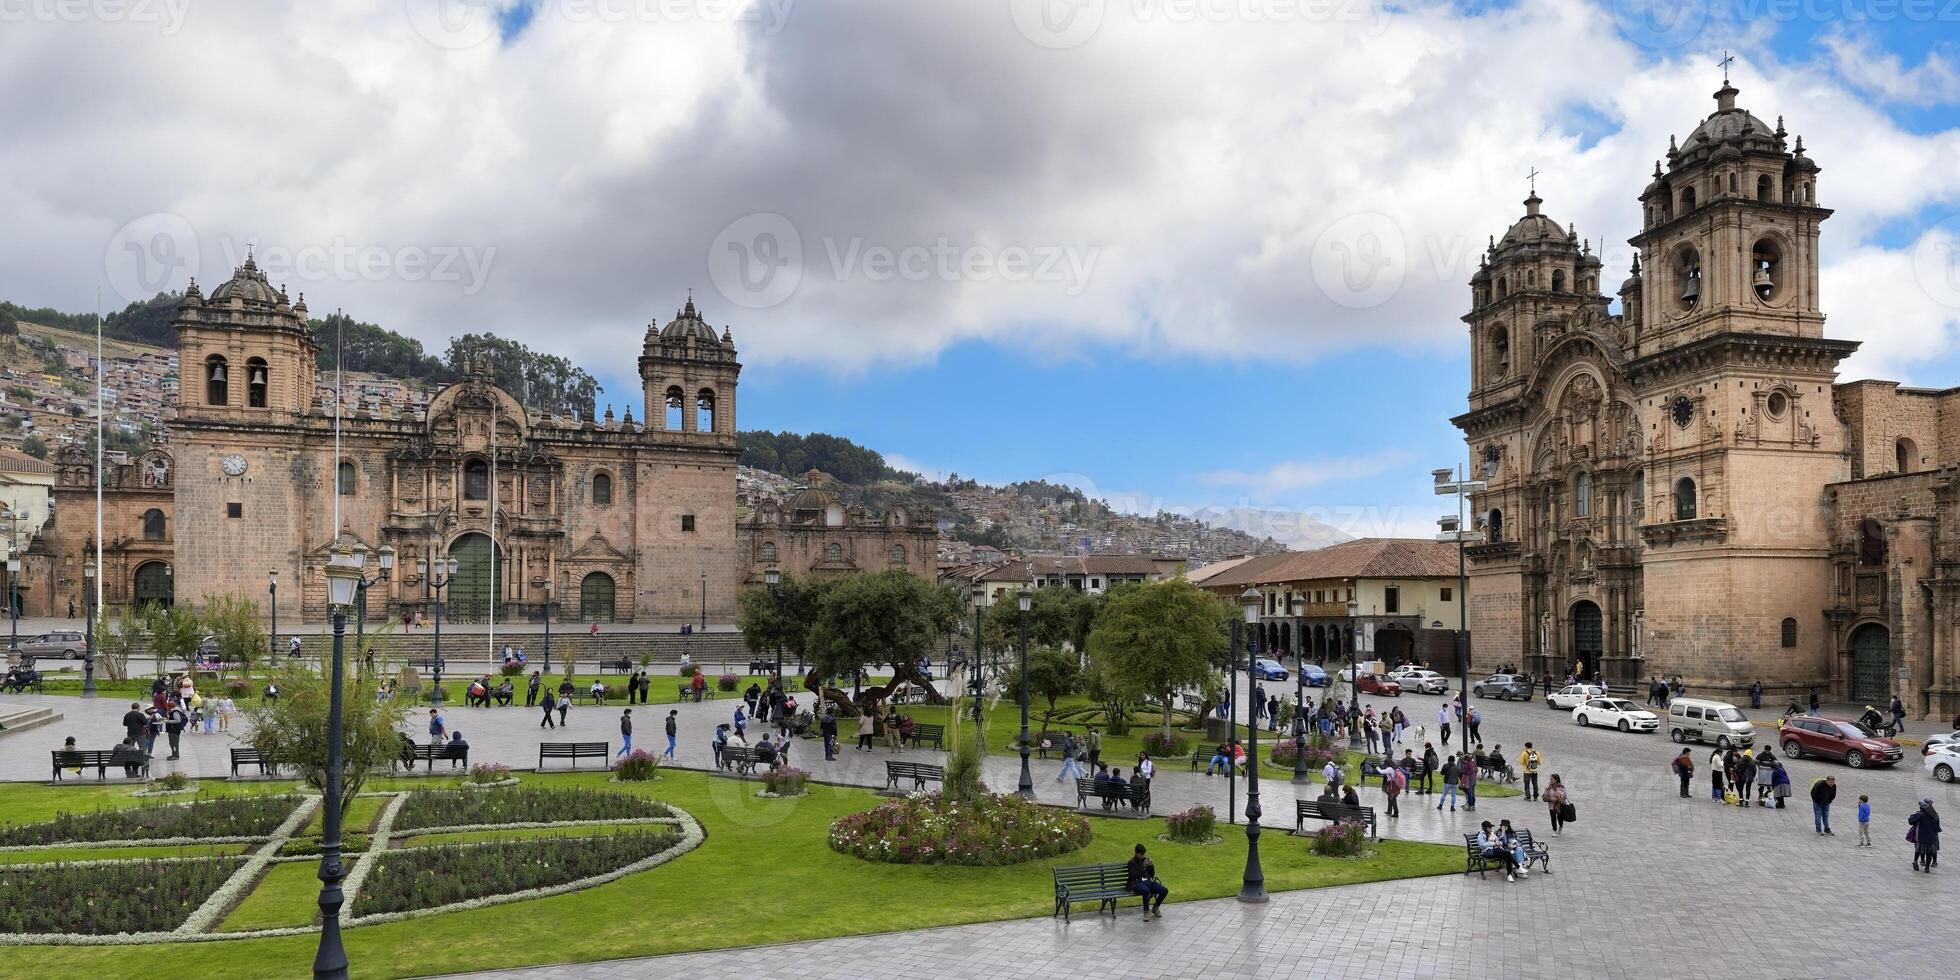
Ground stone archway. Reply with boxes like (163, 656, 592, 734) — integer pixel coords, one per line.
(133, 561, 172, 610)
(1849, 623, 1890, 703)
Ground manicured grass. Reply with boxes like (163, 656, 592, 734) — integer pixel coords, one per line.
(0, 771, 1459, 977)
(303, 795, 386, 835)
(397, 822, 671, 848)
(218, 862, 320, 932)
(0, 843, 249, 865)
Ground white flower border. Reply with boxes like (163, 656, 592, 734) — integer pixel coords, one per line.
(175, 796, 320, 934)
(334, 791, 406, 923)
(131, 786, 201, 798)
(458, 777, 522, 790)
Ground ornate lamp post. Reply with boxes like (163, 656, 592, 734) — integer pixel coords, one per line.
(1237, 587, 1267, 903)
(416, 556, 460, 703)
(541, 581, 553, 673)
(1290, 595, 1309, 785)
(1, 505, 18, 652)
(268, 571, 278, 666)
(1346, 598, 1362, 749)
(81, 559, 96, 698)
(1435, 465, 1487, 759)
(314, 547, 362, 980)
(969, 584, 985, 723)
(765, 568, 786, 675)
(351, 544, 396, 652)
(1015, 586, 1034, 799)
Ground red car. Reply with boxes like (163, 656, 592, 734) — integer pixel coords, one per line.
(1357, 673, 1402, 697)
(1778, 715, 1905, 769)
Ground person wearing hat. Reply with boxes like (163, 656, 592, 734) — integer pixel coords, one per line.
(1671, 748, 1694, 799)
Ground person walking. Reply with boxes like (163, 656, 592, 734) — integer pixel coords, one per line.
(855, 710, 874, 751)
(1856, 794, 1873, 847)
(1382, 761, 1403, 819)
(1544, 774, 1569, 835)
(885, 708, 903, 753)
(1437, 703, 1453, 747)
(1889, 695, 1906, 735)
(617, 709, 634, 757)
(1459, 752, 1478, 811)
(428, 708, 447, 742)
(1085, 726, 1102, 770)
(664, 709, 679, 759)
(1910, 799, 1941, 872)
(163, 701, 188, 760)
(1437, 754, 1460, 811)
(820, 708, 838, 760)
(539, 689, 557, 729)
(1519, 742, 1543, 801)
(1056, 732, 1084, 782)
(1420, 742, 1438, 795)
(1750, 679, 1763, 710)
(1466, 705, 1482, 745)
(556, 688, 571, 727)
(1808, 688, 1820, 715)
(1672, 748, 1694, 798)
(1810, 775, 1838, 836)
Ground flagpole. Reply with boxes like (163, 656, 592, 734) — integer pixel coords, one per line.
(93, 289, 103, 624)
(333, 311, 342, 540)
(489, 384, 497, 663)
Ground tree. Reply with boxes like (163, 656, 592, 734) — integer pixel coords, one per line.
(19, 435, 46, 459)
(201, 593, 263, 677)
(735, 573, 834, 670)
(91, 605, 144, 681)
(143, 603, 204, 675)
(1084, 579, 1230, 736)
(242, 651, 411, 817)
(1026, 645, 1082, 731)
(803, 570, 959, 713)
(0, 309, 16, 336)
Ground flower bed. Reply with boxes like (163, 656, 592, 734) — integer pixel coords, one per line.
(1266, 736, 1343, 770)
(275, 834, 372, 857)
(351, 830, 680, 917)
(0, 796, 299, 848)
(717, 672, 739, 692)
(1164, 804, 1217, 844)
(760, 766, 808, 797)
(1140, 730, 1188, 757)
(612, 749, 661, 782)
(829, 792, 1091, 866)
(0, 857, 247, 934)
(466, 763, 513, 785)
(1309, 819, 1369, 857)
(392, 788, 670, 832)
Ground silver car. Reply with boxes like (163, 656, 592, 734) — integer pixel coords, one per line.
(18, 630, 87, 659)
(1472, 673, 1532, 701)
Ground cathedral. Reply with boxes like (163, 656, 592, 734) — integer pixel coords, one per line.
(1455, 79, 1958, 719)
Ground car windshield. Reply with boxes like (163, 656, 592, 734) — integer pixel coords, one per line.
(1715, 708, 1746, 723)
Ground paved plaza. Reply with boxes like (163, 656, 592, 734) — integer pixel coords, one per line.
(3, 676, 1955, 978)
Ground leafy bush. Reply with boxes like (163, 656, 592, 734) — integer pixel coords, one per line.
(225, 678, 250, 695)
(717, 672, 739, 692)
(277, 833, 372, 857)
(1165, 804, 1217, 843)
(392, 787, 670, 832)
(1140, 730, 1187, 757)
(0, 857, 247, 934)
(829, 792, 1092, 866)
(468, 762, 513, 784)
(157, 771, 192, 791)
(1309, 819, 1369, 857)
(0, 795, 299, 846)
(678, 664, 697, 678)
(613, 749, 662, 782)
(353, 830, 680, 916)
(499, 663, 525, 677)
(762, 766, 809, 796)
(1268, 735, 1342, 770)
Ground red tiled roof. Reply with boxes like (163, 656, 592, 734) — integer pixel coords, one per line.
(1197, 538, 1457, 587)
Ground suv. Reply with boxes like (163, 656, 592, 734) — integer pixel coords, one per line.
(18, 630, 87, 659)
(1779, 715, 1905, 769)
(1472, 673, 1532, 701)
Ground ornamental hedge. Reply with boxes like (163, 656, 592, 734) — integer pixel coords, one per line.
(0, 857, 247, 934)
(829, 792, 1091, 867)
(0, 796, 299, 847)
(392, 787, 671, 832)
(351, 830, 680, 916)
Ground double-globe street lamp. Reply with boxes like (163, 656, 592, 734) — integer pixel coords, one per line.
(1435, 465, 1487, 759)
(416, 555, 460, 703)
(1290, 595, 1309, 785)
(1016, 586, 1034, 800)
(314, 547, 363, 980)
(1237, 587, 1266, 904)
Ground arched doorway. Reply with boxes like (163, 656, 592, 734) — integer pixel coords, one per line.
(446, 533, 501, 623)
(1849, 623, 1890, 702)
(580, 572, 616, 623)
(1570, 600, 1602, 678)
(133, 561, 172, 609)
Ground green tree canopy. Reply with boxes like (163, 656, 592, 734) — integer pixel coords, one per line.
(201, 593, 264, 676)
(143, 603, 204, 674)
(1026, 645, 1083, 727)
(1085, 579, 1231, 735)
(802, 571, 959, 712)
(242, 651, 411, 816)
(735, 573, 835, 667)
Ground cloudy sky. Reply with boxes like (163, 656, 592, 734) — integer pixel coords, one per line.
(6, 0, 1960, 543)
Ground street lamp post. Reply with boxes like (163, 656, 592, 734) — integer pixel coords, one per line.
(315, 547, 362, 980)
(765, 568, 785, 677)
(1237, 587, 1267, 903)
(969, 585, 984, 723)
(416, 556, 460, 704)
(1346, 597, 1363, 750)
(268, 571, 278, 667)
(351, 544, 396, 651)
(1015, 586, 1034, 799)
(1, 505, 18, 652)
(81, 559, 96, 698)
(541, 582, 553, 674)
(1289, 595, 1308, 785)
(1227, 616, 1238, 826)
(1435, 466, 1487, 760)
(699, 570, 707, 632)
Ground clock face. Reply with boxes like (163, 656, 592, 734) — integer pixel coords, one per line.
(1670, 397, 1694, 429)
(221, 454, 248, 477)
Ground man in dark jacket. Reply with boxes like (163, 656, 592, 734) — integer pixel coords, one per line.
(122, 703, 148, 744)
(616, 709, 634, 758)
(1810, 776, 1837, 835)
(820, 708, 838, 760)
(163, 702, 188, 759)
(526, 671, 541, 707)
(1125, 843, 1167, 918)
(1419, 743, 1439, 795)
(664, 709, 679, 759)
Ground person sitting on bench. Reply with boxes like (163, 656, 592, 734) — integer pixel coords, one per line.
(444, 731, 469, 766)
(590, 678, 607, 706)
(110, 737, 148, 778)
(1205, 740, 1233, 776)
(1477, 821, 1525, 881)
(1341, 784, 1362, 807)
(1125, 844, 1168, 919)
(3, 664, 39, 693)
(396, 732, 417, 771)
(1497, 819, 1531, 870)
(494, 679, 515, 707)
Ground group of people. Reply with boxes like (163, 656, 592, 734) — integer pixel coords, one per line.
(3, 661, 42, 693)
(1670, 744, 1941, 872)
(1089, 758, 1152, 811)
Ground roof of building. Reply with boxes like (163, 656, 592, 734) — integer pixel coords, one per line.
(1197, 538, 1458, 587)
(658, 295, 726, 345)
(0, 448, 55, 476)
(1184, 555, 1255, 586)
(206, 253, 284, 306)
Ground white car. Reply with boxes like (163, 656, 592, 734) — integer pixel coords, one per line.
(1572, 697, 1660, 733)
(1546, 684, 1607, 709)
(1922, 731, 1960, 756)
(1390, 668, 1449, 694)
(1926, 744, 1960, 783)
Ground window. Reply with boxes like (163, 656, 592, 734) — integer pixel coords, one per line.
(890, 544, 907, 564)
(759, 541, 777, 563)
(592, 471, 613, 505)
(1491, 328, 1509, 379)
(1384, 586, 1400, 614)
(1780, 617, 1798, 648)
(665, 386, 684, 430)
(1757, 174, 1775, 202)
(1574, 472, 1592, 517)
(824, 542, 843, 561)
(680, 514, 695, 533)
(205, 356, 229, 406)
(141, 508, 166, 541)
(463, 459, 488, 500)
(1675, 477, 1697, 521)
(1441, 587, 1453, 602)
(1766, 391, 1788, 418)
(226, 502, 242, 519)
(696, 389, 716, 433)
(246, 357, 268, 408)
(1896, 438, 1917, 475)
(1487, 508, 1503, 541)
(337, 460, 356, 496)
(1552, 269, 1566, 293)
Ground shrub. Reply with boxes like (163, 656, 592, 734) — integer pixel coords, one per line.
(1165, 804, 1217, 843)
(0, 795, 299, 846)
(276, 833, 372, 857)
(1268, 736, 1342, 770)
(1140, 730, 1187, 757)
(468, 762, 513, 785)
(829, 792, 1092, 866)
(717, 672, 739, 692)
(613, 749, 662, 782)
(393, 787, 670, 832)
(1309, 819, 1369, 857)
(157, 770, 192, 791)
(224, 678, 250, 695)
(0, 857, 247, 934)
(678, 664, 697, 678)
(499, 663, 525, 677)
(762, 766, 809, 796)
(353, 830, 680, 916)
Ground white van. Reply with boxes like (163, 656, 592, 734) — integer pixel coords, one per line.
(1666, 698, 1756, 748)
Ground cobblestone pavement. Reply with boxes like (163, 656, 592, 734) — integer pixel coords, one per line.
(7, 678, 1957, 978)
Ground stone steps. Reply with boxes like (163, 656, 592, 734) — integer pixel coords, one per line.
(0, 705, 63, 738)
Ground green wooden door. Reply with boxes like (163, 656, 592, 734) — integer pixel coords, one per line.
(133, 561, 173, 610)
(580, 573, 615, 622)
(1850, 624, 1890, 703)
(447, 533, 500, 624)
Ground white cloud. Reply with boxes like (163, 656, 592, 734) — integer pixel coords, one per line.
(1829, 223, 1960, 383)
(1822, 29, 1960, 107)
(1198, 451, 1412, 498)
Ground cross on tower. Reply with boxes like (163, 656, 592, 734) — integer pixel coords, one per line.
(1526, 166, 1540, 195)
(1718, 50, 1735, 84)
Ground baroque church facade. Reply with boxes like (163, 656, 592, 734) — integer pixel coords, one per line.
(1456, 80, 1959, 719)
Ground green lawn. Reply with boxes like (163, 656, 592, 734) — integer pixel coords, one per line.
(218, 862, 321, 932)
(0, 770, 1459, 977)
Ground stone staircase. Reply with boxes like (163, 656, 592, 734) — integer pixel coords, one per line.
(0, 705, 63, 738)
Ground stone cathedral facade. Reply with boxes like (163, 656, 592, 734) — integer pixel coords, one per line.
(1456, 80, 1960, 718)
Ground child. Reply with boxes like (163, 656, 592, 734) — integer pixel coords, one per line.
(1857, 794, 1872, 847)
(217, 695, 236, 732)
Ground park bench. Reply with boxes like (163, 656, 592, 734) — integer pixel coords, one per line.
(3, 672, 46, 695)
(907, 722, 945, 750)
(51, 749, 149, 781)
(1073, 777, 1151, 816)
(1294, 799, 1379, 840)
(1189, 747, 1225, 772)
(400, 741, 468, 771)
(1051, 863, 1138, 921)
(1356, 755, 1390, 786)
(746, 659, 778, 675)
(884, 760, 945, 792)
(600, 657, 632, 674)
(1462, 831, 1552, 878)
(890, 686, 927, 705)
(718, 744, 755, 774)
(674, 681, 714, 701)
(538, 741, 610, 770)
(229, 746, 276, 778)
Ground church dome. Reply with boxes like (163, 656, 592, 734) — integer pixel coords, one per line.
(1496, 193, 1572, 249)
(659, 295, 722, 344)
(786, 486, 839, 515)
(208, 253, 283, 306)
(1673, 83, 1782, 165)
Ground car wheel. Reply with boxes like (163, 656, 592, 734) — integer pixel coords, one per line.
(1617, 720, 1630, 733)
(1716, 736, 1731, 750)
(1845, 750, 1866, 769)
(1782, 740, 1802, 759)
(1575, 714, 1588, 727)
(1546, 699, 1557, 710)
(1671, 728, 1686, 743)
(1937, 764, 1955, 783)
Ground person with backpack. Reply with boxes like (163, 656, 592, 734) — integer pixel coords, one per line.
(1672, 748, 1694, 798)
(1518, 743, 1543, 801)
(1436, 754, 1460, 812)
(1381, 761, 1404, 819)
(1466, 705, 1482, 745)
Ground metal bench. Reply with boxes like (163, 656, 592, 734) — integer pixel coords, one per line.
(720, 744, 761, 774)
(1051, 863, 1137, 922)
(884, 760, 945, 792)
(1294, 799, 1379, 839)
(1073, 777, 1151, 815)
(401, 741, 468, 771)
(1462, 831, 1551, 878)
(229, 746, 275, 778)
(907, 722, 945, 749)
(51, 749, 149, 781)
(537, 741, 610, 770)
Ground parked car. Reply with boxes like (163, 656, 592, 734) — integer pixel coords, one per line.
(1357, 673, 1402, 696)
(1925, 743, 1960, 783)
(1298, 663, 1328, 687)
(1665, 698, 1757, 748)
(1250, 657, 1289, 682)
(1779, 715, 1905, 769)
(18, 630, 87, 659)
(1391, 668, 1448, 694)
(1921, 731, 1960, 756)
(1572, 697, 1659, 733)
(1472, 673, 1532, 701)
(1547, 684, 1607, 709)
